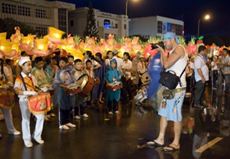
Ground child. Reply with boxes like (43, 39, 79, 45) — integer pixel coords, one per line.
(31, 56, 54, 121)
(66, 55, 75, 72)
(137, 55, 147, 86)
(72, 59, 88, 119)
(0, 55, 20, 138)
(14, 56, 44, 147)
(85, 60, 95, 107)
(53, 57, 76, 130)
(105, 59, 122, 114)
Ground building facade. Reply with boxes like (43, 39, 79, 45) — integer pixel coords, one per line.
(69, 7, 129, 40)
(129, 16, 184, 38)
(0, 0, 75, 35)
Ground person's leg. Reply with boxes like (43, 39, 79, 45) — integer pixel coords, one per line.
(73, 106, 79, 116)
(154, 116, 167, 145)
(19, 101, 32, 143)
(33, 113, 45, 140)
(217, 73, 223, 96)
(171, 121, 182, 148)
(121, 77, 129, 103)
(127, 79, 132, 101)
(113, 99, 118, 112)
(108, 100, 112, 112)
(59, 108, 67, 125)
(194, 81, 205, 106)
(223, 75, 230, 119)
(1, 108, 17, 133)
(80, 104, 85, 115)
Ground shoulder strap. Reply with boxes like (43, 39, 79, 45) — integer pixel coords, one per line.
(20, 73, 27, 91)
(179, 65, 186, 78)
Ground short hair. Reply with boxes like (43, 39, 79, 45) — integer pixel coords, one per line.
(107, 50, 112, 56)
(52, 56, 58, 61)
(54, 49, 60, 56)
(198, 45, 206, 53)
(6, 59, 11, 65)
(45, 58, 51, 65)
(74, 59, 82, 64)
(223, 48, 228, 53)
(68, 55, 74, 59)
(95, 52, 102, 59)
(21, 51, 26, 56)
(86, 59, 92, 64)
(123, 52, 130, 58)
(228, 50, 230, 55)
(35, 56, 43, 64)
(59, 57, 68, 63)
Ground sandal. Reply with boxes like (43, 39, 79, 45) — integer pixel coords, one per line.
(163, 145, 180, 152)
(147, 140, 164, 147)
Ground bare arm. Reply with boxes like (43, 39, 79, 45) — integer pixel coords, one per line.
(15, 87, 24, 95)
(157, 45, 184, 69)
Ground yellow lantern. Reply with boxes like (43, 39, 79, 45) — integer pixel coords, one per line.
(0, 32, 7, 41)
(21, 35, 34, 45)
(0, 40, 13, 53)
(48, 27, 65, 40)
(12, 42, 20, 53)
(35, 39, 48, 51)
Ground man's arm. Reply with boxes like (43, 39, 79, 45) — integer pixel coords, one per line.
(197, 68, 206, 83)
(157, 46, 184, 69)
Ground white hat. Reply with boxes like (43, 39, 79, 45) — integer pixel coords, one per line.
(18, 56, 31, 66)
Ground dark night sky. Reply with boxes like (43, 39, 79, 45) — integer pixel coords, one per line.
(63, 0, 230, 38)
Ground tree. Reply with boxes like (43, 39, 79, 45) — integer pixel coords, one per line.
(83, 1, 99, 40)
(0, 18, 42, 39)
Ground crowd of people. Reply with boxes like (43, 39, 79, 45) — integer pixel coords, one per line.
(0, 32, 229, 152)
(0, 43, 150, 147)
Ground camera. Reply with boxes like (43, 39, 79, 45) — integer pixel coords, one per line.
(151, 41, 164, 50)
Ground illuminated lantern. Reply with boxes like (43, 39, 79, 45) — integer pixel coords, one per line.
(48, 27, 65, 44)
(35, 39, 48, 51)
(12, 42, 20, 53)
(0, 32, 7, 41)
(0, 40, 12, 54)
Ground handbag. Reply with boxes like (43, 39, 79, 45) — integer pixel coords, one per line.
(159, 66, 186, 89)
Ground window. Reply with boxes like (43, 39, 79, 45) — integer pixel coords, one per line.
(36, 26, 48, 35)
(18, 6, 30, 16)
(157, 21, 162, 33)
(35, 9, 47, 18)
(2, 3, 16, 14)
(115, 24, 118, 28)
(97, 21, 99, 27)
(70, 20, 74, 26)
(124, 24, 126, 29)
(58, 9, 67, 32)
(104, 19, 110, 28)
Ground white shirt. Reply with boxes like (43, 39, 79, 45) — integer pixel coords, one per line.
(122, 60, 132, 79)
(166, 45, 187, 88)
(137, 62, 147, 74)
(113, 56, 123, 72)
(14, 72, 38, 101)
(211, 61, 218, 71)
(194, 55, 209, 82)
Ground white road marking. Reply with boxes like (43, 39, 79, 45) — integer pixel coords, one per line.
(196, 137, 223, 153)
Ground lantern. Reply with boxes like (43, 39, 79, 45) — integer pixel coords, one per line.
(0, 40, 13, 54)
(48, 27, 65, 44)
(35, 39, 48, 51)
(0, 32, 7, 41)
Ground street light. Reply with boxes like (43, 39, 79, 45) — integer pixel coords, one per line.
(197, 14, 210, 38)
(126, 0, 139, 37)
